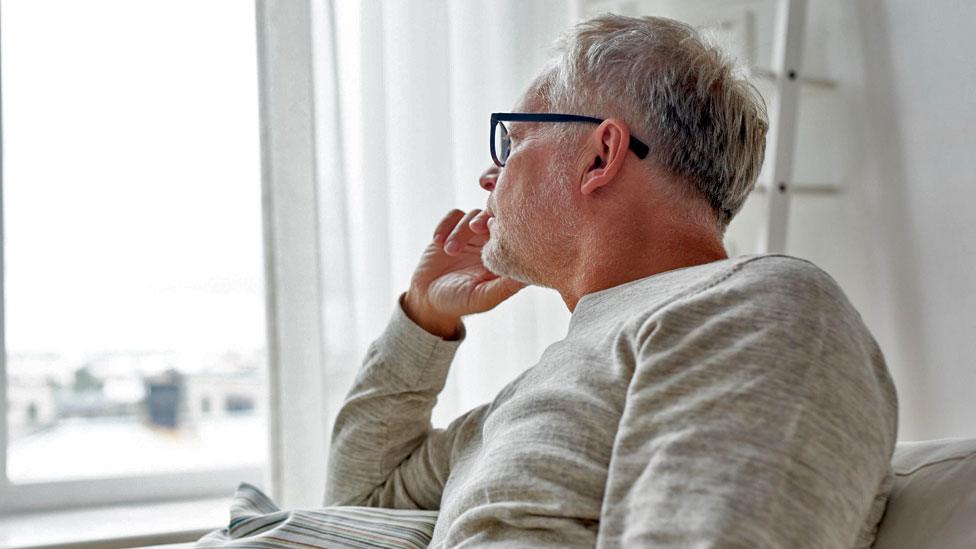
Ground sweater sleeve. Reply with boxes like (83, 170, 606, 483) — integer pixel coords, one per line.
(323, 293, 486, 510)
(596, 258, 898, 548)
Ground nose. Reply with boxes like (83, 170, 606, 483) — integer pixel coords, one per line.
(479, 165, 500, 192)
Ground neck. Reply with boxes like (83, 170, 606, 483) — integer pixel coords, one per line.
(558, 220, 728, 312)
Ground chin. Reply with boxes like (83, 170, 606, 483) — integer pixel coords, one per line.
(481, 237, 539, 287)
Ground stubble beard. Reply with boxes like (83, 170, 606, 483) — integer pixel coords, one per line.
(481, 217, 545, 287)
(481, 161, 577, 289)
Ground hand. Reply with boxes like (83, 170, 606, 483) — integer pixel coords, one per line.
(402, 208, 526, 339)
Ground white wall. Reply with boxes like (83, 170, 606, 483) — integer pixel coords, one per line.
(717, 0, 976, 441)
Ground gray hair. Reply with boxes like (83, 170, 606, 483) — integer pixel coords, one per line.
(535, 13, 769, 232)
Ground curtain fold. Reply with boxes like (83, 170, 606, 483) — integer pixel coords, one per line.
(266, 0, 576, 508)
(314, 0, 575, 468)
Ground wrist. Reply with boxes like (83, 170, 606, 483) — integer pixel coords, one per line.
(401, 292, 461, 340)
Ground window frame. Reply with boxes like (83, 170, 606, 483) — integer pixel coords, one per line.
(0, 0, 271, 515)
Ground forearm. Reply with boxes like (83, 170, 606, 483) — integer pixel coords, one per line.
(324, 294, 465, 509)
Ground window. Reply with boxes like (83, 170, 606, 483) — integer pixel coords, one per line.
(1, 0, 267, 513)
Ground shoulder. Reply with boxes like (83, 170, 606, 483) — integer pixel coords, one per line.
(632, 254, 876, 362)
(666, 254, 856, 322)
(638, 255, 894, 398)
(728, 254, 843, 293)
(606, 254, 876, 369)
(709, 253, 843, 297)
(633, 254, 896, 431)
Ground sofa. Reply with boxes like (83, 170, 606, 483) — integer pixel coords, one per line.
(872, 437, 976, 548)
(146, 438, 976, 548)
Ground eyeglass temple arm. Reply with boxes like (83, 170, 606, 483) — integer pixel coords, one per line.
(491, 113, 649, 159)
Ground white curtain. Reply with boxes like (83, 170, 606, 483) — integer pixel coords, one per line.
(295, 0, 578, 504)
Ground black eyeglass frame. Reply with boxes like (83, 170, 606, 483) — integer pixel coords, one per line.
(489, 112, 650, 168)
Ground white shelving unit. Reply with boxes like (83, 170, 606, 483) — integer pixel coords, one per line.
(758, 0, 807, 253)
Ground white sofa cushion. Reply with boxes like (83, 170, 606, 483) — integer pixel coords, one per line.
(873, 438, 976, 548)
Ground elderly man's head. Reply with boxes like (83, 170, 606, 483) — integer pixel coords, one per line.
(480, 14, 768, 290)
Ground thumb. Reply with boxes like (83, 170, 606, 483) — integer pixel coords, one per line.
(471, 275, 526, 311)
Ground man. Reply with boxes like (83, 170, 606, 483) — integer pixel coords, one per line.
(325, 14, 897, 549)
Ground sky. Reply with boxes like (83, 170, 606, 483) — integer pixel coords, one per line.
(1, 0, 267, 357)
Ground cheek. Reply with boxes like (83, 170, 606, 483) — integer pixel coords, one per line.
(494, 154, 546, 222)
(492, 175, 520, 215)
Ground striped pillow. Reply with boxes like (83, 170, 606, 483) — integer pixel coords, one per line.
(193, 482, 439, 549)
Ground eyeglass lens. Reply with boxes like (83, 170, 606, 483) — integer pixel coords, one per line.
(493, 120, 511, 166)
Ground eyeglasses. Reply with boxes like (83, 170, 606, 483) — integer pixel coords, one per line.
(490, 112, 650, 168)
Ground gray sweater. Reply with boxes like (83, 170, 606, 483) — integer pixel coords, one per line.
(325, 254, 898, 548)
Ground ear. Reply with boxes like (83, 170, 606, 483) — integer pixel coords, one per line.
(579, 118, 630, 196)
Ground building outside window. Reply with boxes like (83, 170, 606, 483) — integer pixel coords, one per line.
(0, 0, 268, 511)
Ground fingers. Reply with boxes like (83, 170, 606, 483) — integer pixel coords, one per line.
(444, 209, 483, 255)
(433, 209, 466, 245)
(469, 209, 493, 235)
(431, 208, 492, 256)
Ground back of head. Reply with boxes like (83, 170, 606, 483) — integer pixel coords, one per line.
(536, 13, 769, 234)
